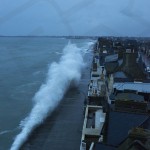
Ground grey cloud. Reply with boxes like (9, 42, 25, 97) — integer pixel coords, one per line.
(0, 0, 150, 36)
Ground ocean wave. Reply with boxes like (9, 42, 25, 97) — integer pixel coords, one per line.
(10, 42, 85, 150)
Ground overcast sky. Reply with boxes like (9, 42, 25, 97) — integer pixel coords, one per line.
(0, 0, 150, 36)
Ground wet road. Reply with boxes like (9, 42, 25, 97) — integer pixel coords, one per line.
(22, 52, 92, 150)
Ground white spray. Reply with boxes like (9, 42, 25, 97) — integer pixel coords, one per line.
(10, 42, 85, 150)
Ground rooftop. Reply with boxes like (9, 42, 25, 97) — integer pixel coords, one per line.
(81, 105, 106, 141)
(114, 71, 127, 79)
(115, 93, 144, 102)
(105, 61, 118, 74)
(113, 82, 150, 93)
(140, 117, 150, 130)
(106, 111, 148, 146)
(93, 143, 116, 150)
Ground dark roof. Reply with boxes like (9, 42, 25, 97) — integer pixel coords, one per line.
(94, 143, 116, 150)
(115, 93, 144, 102)
(100, 54, 107, 66)
(114, 71, 127, 79)
(105, 61, 118, 73)
(106, 111, 148, 146)
(114, 78, 133, 82)
(140, 116, 150, 130)
(118, 53, 146, 80)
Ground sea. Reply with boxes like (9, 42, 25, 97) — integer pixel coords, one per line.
(0, 37, 95, 150)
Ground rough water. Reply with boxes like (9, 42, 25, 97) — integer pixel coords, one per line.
(0, 37, 94, 150)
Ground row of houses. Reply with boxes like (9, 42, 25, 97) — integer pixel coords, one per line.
(80, 37, 150, 150)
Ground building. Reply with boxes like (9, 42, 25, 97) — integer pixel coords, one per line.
(80, 105, 106, 150)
